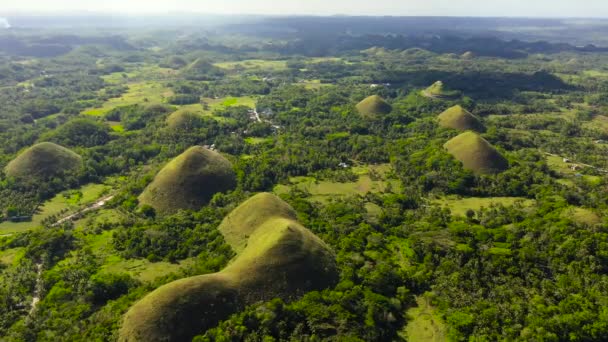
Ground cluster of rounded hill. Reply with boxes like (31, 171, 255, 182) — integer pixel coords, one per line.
(353, 95, 507, 174)
(4, 142, 83, 181)
(119, 193, 338, 341)
(438, 105, 508, 174)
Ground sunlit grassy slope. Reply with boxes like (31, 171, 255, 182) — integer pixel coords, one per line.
(138, 146, 237, 215)
(444, 132, 509, 174)
(119, 193, 337, 342)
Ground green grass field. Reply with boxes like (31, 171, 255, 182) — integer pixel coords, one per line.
(108, 122, 125, 132)
(213, 57, 351, 71)
(101, 72, 129, 84)
(85, 229, 195, 282)
(546, 155, 603, 184)
(166, 96, 255, 125)
(365, 202, 383, 217)
(562, 207, 602, 225)
(84, 82, 174, 116)
(86, 69, 256, 122)
(402, 296, 447, 342)
(203, 96, 256, 112)
(274, 175, 400, 200)
(73, 208, 124, 229)
(352, 163, 393, 176)
(274, 164, 400, 203)
(175, 96, 256, 120)
(245, 137, 272, 145)
(547, 155, 575, 174)
(102, 256, 196, 282)
(214, 59, 288, 71)
(101, 65, 178, 84)
(389, 238, 415, 271)
(583, 114, 608, 133)
(583, 70, 608, 78)
(298, 79, 333, 90)
(0, 183, 111, 234)
(435, 196, 535, 216)
(0, 247, 25, 266)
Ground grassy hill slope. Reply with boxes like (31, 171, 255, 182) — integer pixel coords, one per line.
(444, 132, 508, 174)
(138, 146, 236, 214)
(438, 105, 485, 132)
(5, 142, 82, 180)
(218, 193, 297, 253)
(119, 193, 337, 342)
(356, 95, 392, 118)
(166, 110, 204, 130)
(422, 81, 461, 99)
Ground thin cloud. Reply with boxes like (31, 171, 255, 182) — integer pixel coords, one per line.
(0, 18, 10, 28)
(2, 0, 608, 17)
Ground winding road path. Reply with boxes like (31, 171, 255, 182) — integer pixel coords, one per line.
(27, 194, 114, 314)
(1, 194, 115, 238)
(52, 195, 114, 226)
(29, 262, 43, 315)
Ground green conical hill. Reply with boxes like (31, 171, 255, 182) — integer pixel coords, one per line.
(5, 142, 82, 180)
(138, 146, 236, 214)
(166, 110, 204, 130)
(356, 95, 392, 118)
(438, 105, 485, 132)
(444, 132, 508, 174)
(422, 80, 461, 99)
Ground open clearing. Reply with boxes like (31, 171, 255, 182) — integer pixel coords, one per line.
(562, 207, 601, 225)
(583, 70, 608, 78)
(108, 121, 125, 132)
(274, 164, 401, 203)
(402, 296, 447, 342)
(298, 79, 333, 90)
(0, 247, 25, 266)
(201, 96, 256, 113)
(0, 183, 111, 234)
(435, 196, 535, 216)
(84, 82, 173, 116)
(245, 137, 273, 145)
(102, 256, 195, 282)
(74, 208, 124, 228)
(584, 114, 608, 133)
(171, 96, 256, 120)
(214, 59, 288, 71)
(101, 65, 178, 84)
(273, 164, 398, 217)
(546, 155, 603, 184)
(85, 79, 255, 125)
(86, 229, 195, 282)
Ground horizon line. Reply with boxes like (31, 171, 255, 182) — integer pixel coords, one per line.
(2, 12, 608, 20)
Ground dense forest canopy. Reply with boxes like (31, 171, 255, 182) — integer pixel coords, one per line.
(0, 15, 607, 342)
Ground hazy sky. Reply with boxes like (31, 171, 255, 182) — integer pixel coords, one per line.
(2, 0, 608, 17)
